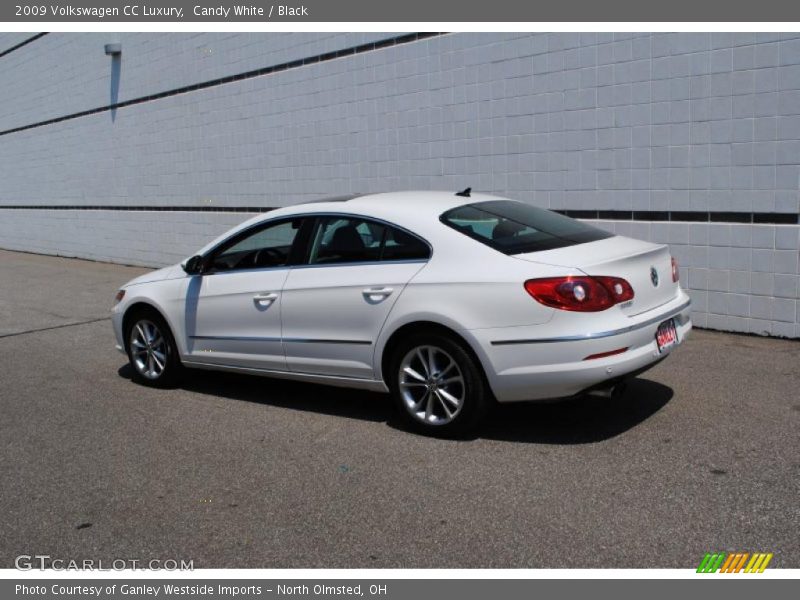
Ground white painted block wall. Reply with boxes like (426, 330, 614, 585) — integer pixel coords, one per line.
(0, 33, 798, 337)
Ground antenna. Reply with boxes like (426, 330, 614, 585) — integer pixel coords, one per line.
(455, 187, 472, 197)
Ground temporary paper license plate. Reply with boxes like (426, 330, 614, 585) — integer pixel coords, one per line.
(656, 318, 678, 353)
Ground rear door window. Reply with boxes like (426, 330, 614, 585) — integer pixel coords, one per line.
(307, 217, 430, 265)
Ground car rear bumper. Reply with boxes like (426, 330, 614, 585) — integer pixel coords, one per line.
(472, 292, 692, 402)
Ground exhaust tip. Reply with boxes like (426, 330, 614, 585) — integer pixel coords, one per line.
(586, 380, 628, 400)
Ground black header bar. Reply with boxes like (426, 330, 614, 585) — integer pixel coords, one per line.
(4, 0, 800, 22)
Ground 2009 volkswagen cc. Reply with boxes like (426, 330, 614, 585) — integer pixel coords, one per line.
(112, 190, 691, 435)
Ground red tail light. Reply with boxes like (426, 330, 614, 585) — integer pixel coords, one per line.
(524, 276, 634, 312)
(671, 257, 679, 283)
(593, 276, 635, 302)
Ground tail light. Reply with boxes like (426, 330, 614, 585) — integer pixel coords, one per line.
(524, 276, 634, 312)
(671, 257, 679, 283)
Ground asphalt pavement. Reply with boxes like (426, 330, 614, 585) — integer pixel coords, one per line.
(0, 248, 798, 568)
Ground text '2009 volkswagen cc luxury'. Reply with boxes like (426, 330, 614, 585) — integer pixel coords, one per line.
(113, 190, 691, 435)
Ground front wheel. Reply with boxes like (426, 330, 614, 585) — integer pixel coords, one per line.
(125, 311, 183, 387)
(389, 333, 492, 437)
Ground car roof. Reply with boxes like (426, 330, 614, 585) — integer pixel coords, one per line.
(346, 191, 490, 212)
(270, 190, 505, 222)
(196, 191, 509, 257)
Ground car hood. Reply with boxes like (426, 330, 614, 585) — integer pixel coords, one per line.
(123, 264, 185, 287)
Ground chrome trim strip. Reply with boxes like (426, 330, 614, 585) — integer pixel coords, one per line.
(181, 360, 386, 389)
(289, 259, 428, 270)
(198, 258, 429, 276)
(190, 335, 371, 345)
(285, 338, 372, 345)
(190, 335, 281, 342)
(490, 298, 692, 345)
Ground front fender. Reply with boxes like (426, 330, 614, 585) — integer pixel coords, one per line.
(114, 278, 189, 357)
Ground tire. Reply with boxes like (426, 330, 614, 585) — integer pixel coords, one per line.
(388, 332, 492, 437)
(124, 308, 183, 388)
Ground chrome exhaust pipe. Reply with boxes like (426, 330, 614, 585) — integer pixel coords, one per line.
(586, 380, 628, 400)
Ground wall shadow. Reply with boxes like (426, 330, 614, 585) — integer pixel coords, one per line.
(109, 54, 121, 122)
(117, 365, 672, 443)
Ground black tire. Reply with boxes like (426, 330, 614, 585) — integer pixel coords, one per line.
(388, 332, 492, 437)
(124, 308, 183, 388)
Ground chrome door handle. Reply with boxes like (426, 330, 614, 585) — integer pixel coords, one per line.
(362, 287, 394, 299)
(253, 292, 278, 304)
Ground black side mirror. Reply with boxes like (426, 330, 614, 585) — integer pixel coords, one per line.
(182, 255, 204, 275)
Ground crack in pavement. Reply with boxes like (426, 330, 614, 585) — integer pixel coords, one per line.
(0, 317, 110, 339)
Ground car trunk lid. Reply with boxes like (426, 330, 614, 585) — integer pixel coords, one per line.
(512, 236, 679, 316)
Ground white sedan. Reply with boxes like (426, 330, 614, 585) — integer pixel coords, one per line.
(112, 190, 691, 435)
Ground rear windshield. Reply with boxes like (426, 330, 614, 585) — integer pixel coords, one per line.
(440, 200, 613, 255)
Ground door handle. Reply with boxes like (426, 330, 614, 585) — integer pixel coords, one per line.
(362, 287, 394, 300)
(253, 292, 278, 305)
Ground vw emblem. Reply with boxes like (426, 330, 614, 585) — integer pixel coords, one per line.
(650, 266, 659, 287)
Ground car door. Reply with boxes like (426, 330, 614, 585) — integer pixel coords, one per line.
(281, 215, 431, 379)
(184, 217, 311, 371)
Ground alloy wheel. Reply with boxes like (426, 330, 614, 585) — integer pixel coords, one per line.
(398, 345, 465, 425)
(129, 319, 167, 380)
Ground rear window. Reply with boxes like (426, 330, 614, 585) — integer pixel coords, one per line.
(440, 200, 613, 255)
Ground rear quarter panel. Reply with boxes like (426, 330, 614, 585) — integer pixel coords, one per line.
(372, 238, 579, 382)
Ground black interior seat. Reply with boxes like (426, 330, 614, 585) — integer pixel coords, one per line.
(320, 224, 366, 261)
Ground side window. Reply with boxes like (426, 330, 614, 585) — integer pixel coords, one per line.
(309, 217, 383, 265)
(381, 225, 431, 261)
(308, 217, 430, 265)
(209, 219, 302, 272)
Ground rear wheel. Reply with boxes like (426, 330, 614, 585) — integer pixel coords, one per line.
(389, 333, 491, 437)
(125, 310, 183, 387)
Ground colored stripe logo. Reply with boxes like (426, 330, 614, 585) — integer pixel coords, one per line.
(697, 552, 773, 573)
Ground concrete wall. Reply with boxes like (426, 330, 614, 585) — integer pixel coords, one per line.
(0, 32, 798, 338)
(0, 33, 36, 54)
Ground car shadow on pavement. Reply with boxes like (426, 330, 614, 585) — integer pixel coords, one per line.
(118, 365, 672, 444)
(118, 364, 390, 423)
(480, 378, 673, 444)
